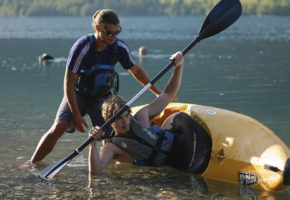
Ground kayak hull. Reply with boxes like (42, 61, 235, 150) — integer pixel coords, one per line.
(132, 103, 290, 191)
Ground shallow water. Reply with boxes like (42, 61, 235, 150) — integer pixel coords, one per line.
(0, 16, 290, 199)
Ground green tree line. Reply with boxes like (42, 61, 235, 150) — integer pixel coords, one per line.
(1, 0, 290, 16)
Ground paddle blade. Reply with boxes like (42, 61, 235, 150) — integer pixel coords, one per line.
(199, 0, 242, 40)
(38, 157, 71, 181)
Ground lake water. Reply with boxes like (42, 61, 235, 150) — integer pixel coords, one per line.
(0, 16, 290, 199)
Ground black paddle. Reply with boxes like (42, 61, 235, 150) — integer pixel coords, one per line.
(39, 0, 242, 181)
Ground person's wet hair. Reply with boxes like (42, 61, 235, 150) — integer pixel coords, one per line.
(102, 95, 131, 121)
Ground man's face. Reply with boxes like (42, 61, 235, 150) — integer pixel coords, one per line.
(99, 24, 121, 45)
(112, 110, 130, 135)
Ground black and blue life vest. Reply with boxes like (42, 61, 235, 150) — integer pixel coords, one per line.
(75, 34, 119, 97)
(109, 116, 175, 166)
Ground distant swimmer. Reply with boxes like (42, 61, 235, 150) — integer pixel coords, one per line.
(138, 46, 147, 57)
(138, 46, 148, 64)
(38, 53, 54, 64)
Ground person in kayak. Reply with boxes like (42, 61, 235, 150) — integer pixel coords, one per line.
(30, 9, 161, 164)
(89, 51, 212, 174)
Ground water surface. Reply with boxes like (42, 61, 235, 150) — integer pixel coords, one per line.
(0, 16, 289, 199)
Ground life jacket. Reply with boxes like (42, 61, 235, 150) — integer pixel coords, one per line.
(75, 34, 119, 97)
(109, 116, 175, 166)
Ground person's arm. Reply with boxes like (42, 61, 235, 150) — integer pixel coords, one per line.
(64, 68, 88, 132)
(134, 52, 184, 126)
(128, 63, 161, 96)
(89, 126, 133, 173)
(89, 141, 115, 173)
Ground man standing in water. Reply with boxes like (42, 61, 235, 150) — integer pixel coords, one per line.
(31, 9, 161, 163)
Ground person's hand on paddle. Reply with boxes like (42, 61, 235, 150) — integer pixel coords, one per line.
(169, 51, 184, 101)
(89, 126, 105, 142)
(73, 113, 88, 133)
(170, 51, 184, 68)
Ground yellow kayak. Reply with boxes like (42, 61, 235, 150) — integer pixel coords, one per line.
(132, 103, 290, 191)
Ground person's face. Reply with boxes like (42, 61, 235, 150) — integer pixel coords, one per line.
(98, 24, 121, 45)
(112, 110, 130, 135)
